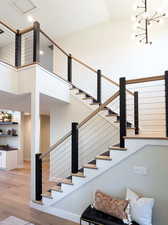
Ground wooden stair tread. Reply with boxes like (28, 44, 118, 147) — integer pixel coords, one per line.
(96, 155, 112, 161)
(82, 97, 93, 100)
(50, 186, 63, 192)
(124, 136, 168, 140)
(84, 164, 98, 169)
(106, 114, 117, 117)
(101, 107, 109, 111)
(72, 172, 85, 178)
(90, 102, 100, 105)
(32, 200, 43, 205)
(76, 92, 84, 95)
(109, 146, 127, 151)
(61, 179, 73, 185)
(41, 192, 53, 199)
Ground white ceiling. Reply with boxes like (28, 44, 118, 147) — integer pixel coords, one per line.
(0, 91, 66, 114)
(0, 0, 168, 38)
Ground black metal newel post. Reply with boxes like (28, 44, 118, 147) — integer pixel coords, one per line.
(35, 153, 42, 201)
(134, 91, 139, 135)
(71, 122, 79, 174)
(165, 71, 168, 137)
(97, 69, 102, 104)
(68, 54, 72, 82)
(120, 77, 126, 148)
(15, 30, 21, 67)
(33, 21, 40, 63)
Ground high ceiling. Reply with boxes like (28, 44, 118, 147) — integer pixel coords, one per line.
(0, 0, 168, 38)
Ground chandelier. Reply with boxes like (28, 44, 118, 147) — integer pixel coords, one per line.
(133, 0, 166, 44)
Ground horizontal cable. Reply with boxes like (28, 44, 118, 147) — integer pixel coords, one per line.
(41, 91, 119, 159)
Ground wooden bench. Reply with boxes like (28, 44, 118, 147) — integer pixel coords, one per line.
(80, 205, 139, 225)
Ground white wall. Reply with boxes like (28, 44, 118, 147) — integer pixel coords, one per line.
(54, 20, 168, 80)
(23, 115, 50, 161)
(37, 65, 70, 103)
(54, 20, 168, 136)
(54, 145, 168, 225)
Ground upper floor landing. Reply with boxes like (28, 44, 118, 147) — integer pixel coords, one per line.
(0, 61, 70, 103)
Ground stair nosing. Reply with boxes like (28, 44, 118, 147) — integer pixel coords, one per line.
(84, 164, 98, 170)
(96, 156, 112, 161)
(71, 172, 85, 178)
(109, 146, 127, 151)
(41, 193, 53, 199)
(32, 200, 43, 205)
(50, 187, 63, 192)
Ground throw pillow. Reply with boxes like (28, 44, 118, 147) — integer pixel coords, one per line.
(126, 188, 155, 225)
(94, 190, 129, 221)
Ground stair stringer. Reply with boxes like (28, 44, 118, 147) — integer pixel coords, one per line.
(31, 138, 168, 213)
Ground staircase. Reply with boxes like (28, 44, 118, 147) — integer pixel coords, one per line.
(0, 20, 168, 224)
(40, 84, 135, 205)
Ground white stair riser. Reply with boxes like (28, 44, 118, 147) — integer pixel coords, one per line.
(51, 191, 63, 199)
(42, 197, 54, 206)
(72, 176, 86, 185)
(83, 168, 99, 177)
(110, 151, 129, 163)
(61, 184, 74, 193)
(84, 99, 93, 105)
(96, 159, 112, 168)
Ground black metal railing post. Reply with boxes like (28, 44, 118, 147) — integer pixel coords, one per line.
(165, 71, 168, 137)
(134, 91, 139, 135)
(15, 30, 21, 67)
(35, 153, 42, 201)
(68, 54, 72, 82)
(97, 69, 102, 103)
(120, 77, 126, 148)
(71, 122, 79, 174)
(33, 21, 40, 63)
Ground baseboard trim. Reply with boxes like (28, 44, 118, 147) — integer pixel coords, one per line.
(30, 201, 80, 223)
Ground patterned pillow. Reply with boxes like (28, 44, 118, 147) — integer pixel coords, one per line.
(94, 190, 129, 221)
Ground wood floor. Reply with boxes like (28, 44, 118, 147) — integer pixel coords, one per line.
(0, 161, 78, 225)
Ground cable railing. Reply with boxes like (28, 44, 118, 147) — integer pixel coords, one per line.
(0, 22, 15, 66)
(36, 91, 120, 199)
(119, 73, 167, 148)
(41, 91, 119, 160)
(1, 20, 167, 203)
(0, 20, 131, 101)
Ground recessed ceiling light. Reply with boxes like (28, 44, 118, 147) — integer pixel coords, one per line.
(27, 15, 34, 23)
(40, 50, 44, 55)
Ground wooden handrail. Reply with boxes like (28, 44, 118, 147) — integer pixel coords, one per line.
(78, 91, 120, 128)
(40, 29, 69, 57)
(0, 20, 17, 34)
(19, 26, 33, 35)
(72, 56, 97, 73)
(72, 56, 134, 96)
(0, 21, 133, 95)
(41, 91, 119, 159)
(126, 75, 165, 85)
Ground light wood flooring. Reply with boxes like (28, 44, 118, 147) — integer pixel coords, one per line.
(0, 161, 78, 225)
